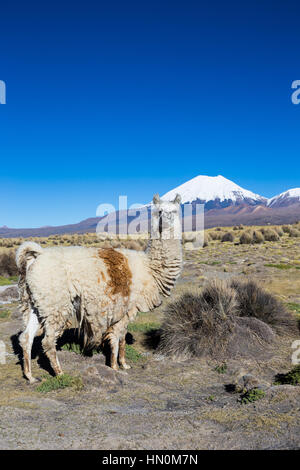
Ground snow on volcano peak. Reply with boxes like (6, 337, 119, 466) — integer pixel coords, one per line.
(161, 175, 266, 205)
(268, 188, 300, 207)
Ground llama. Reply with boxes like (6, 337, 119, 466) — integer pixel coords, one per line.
(16, 194, 182, 383)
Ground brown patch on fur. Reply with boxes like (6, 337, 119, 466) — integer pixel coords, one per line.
(98, 248, 132, 298)
(101, 272, 106, 282)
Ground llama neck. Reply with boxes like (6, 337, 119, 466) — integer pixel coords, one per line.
(146, 238, 183, 297)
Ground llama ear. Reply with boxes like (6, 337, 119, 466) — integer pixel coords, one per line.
(173, 194, 181, 204)
(153, 194, 160, 205)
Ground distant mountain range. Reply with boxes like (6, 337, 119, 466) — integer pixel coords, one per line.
(1, 175, 300, 237)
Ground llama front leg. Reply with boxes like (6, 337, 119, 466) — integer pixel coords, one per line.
(104, 313, 133, 370)
(19, 309, 41, 384)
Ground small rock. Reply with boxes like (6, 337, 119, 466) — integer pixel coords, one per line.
(0, 286, 19, 302)
(240, 374, 270, 392)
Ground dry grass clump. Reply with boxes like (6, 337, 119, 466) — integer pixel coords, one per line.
(122, 240, 145, 251)
(208, 231, 220, 241)
(158, 279, 297, 360)
(158, 280, 238, 359)
(221, 232, 234, 243)
(289, 228, 300, 238)
(239, 231, 253, 244)
(252, 230, 264, 244)
(282, 225, 292, 234)
(273, 226, 284, 237)
(203, 233, 211, 247)
(0, 250, 18, 277)
(260, 228, 280, 242)
(230, 279, 297, 335)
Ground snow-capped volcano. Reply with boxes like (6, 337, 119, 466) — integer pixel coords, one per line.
(162, 175, 266, 208)
(268, 188, 300, 208)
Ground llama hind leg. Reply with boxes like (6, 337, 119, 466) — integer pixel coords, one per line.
(42, 327, 64, 377)
(118, 335, 130, 370)
(118, 309, 137, 369)
(19, 309, 41, 384)
(103, 329, 119, 370)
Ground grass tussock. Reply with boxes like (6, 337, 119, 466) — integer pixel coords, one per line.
(0, 251, 18, 277)
(230, 279, 297, 335)
(158, 280, 238, 359)
(158, 279, 297, 359)
(221, 232, 234, 243)
(260, 228, 280, 242)
(239, 231, 253, 244)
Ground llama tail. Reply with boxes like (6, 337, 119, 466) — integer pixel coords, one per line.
(16, 241, 43, 275)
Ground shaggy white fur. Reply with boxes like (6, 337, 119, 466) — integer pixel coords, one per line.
(16, 195, 182, 382)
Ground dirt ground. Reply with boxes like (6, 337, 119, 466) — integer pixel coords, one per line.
(0, 235, 300, 450)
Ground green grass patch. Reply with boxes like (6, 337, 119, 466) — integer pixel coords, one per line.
(240, 388, 266, 404)
(128, 321, 160, 333)
(61, 342, 83, 354)
(214, 363, 227, 374)
(202, 261, 221, 266)
(208, 395, 216, 401)
(36, 374, 83, 393)
(0, 276, 18, 286)
(0, 309, 11, 319)
(275, 365, 300, 386)
(125, 345, 142, 362)
(286, 303, 300, 316)
(61, 341, 100, 356)
(264, 264, 292, 270)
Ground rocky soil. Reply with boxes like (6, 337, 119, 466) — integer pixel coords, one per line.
(0, 237, 300, 450)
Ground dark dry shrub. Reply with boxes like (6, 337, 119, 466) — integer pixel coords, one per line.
(221, 232, 234, 243)
(203, 233, 211, 247)
(158, 280, 238, 359)
(252, 230, 264, 244)
(282, 225, 292, 234)
(289, 228, 300, 238)
(230, 279, 297, 335)
(158, 279, 281, 360)
(0, 250, 18, 277)
(123, 240, 144, 251)
(262, 228, 280, 242)
(240, 231, 253, 244)
(274, 226, 284, 237)
(233, 226, 239, 231)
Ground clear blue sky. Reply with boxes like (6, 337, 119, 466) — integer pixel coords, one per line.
(0, 1, 300, 228)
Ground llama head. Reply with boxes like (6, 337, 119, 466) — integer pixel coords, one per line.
(151, 193, 182, 240)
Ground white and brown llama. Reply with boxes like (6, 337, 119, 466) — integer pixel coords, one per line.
(16, 194, 182, 383)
